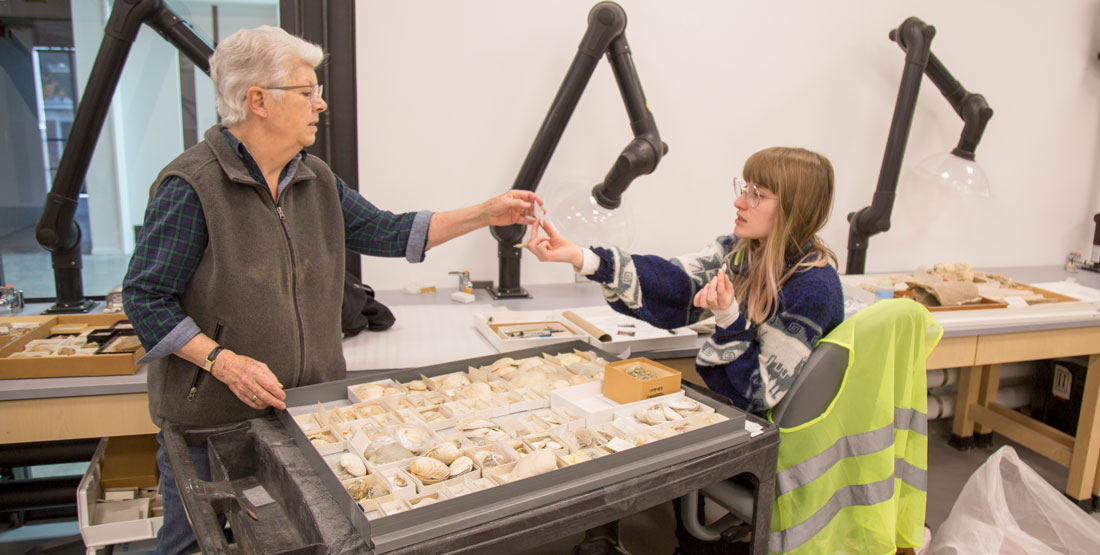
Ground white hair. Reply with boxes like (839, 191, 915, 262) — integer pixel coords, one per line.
(210, 26, 324, 126)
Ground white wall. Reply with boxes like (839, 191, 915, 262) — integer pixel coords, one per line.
(355, 0, 1100, 290)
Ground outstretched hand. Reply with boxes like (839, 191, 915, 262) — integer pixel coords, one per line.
(693, 270, 735, 311)
(483, 190, 544, 227)
(526, 218, 584, 270)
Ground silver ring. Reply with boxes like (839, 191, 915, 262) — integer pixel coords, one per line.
(250, 394, 258, 402)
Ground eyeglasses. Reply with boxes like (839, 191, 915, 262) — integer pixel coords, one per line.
(262, 83, 324, 106)
(733, 177, 772, 208)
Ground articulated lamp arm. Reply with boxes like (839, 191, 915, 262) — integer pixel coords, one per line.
(34, 0, 213, 312)
(488, 1, 668, 298)
(846, 16, 993, 275)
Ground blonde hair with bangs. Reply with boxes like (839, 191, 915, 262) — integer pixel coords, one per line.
(210, 25, 325, 126)
(731, 147, 837, 324)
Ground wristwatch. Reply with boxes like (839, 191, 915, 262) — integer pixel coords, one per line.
(203, 346, 224, 372)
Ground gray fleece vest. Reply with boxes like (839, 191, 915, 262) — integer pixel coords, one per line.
(146, 125, 345, 428)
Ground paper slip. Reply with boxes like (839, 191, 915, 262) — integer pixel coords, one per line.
(243, 485, 276, 507)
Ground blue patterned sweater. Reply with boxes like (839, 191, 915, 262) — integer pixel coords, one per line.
(587, 234, 844, 413)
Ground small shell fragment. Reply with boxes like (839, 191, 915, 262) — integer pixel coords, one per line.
(462, 382, 492, 398)
(669, 399, 700, 412)
(511, 450, 558, 481)
(440, 373, 471, 390)
(354, 383, 386, 400)
(449, 456, 473, 477)
(340, 453, 367, 477)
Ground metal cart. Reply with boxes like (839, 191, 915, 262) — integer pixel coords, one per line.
(165, 342, 778, 554)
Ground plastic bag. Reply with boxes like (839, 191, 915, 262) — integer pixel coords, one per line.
(928, 446, 1100, 554)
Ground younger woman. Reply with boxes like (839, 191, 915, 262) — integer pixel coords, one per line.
(527, 146, 844, 413)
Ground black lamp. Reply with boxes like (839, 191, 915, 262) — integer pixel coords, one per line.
(33, 0, 213, 313)
(846, 16, 993, 275)
(487, 1, 668, 299)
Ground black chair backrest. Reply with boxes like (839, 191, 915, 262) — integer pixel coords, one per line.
(770, 342, 850, 428)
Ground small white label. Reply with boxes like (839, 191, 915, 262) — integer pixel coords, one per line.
(242, 485, 275, 507)
(1004, 297, 1028, 308)
(349, 428, 372, 456)
(605, 437, 636, 453)
(1053, 365, 1072, 401)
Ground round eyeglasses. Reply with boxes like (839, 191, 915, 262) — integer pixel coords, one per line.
(733, 177, 768, 208)
(262, 83, 324, 106)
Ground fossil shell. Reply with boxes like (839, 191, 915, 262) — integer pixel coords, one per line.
(487, 357, 515, 371)
(669, 399, 700, 412)
(472, 450, 509, 468)
(449, 456, 473, 476)
(425, 442, 462, 465)
(383, 386, 403, 396)
(458, 419, 497, 431)
(440, 373, 470, 389)
(636, 408, 667, 425)
(663, 405, 684, 422)
(516, 358, 543, 372)
(344, 477, 388, 500)
(510, 370, 546, 389)
(530, 437, 562, 450)
(392, 474, 407, 487)
(462, 382, 492, 398)
(396, 426, 431, 450)
(493, 365, 518, 380)
(412, 496, 438, 507)
(409, 457, 450, 483)
(574, 429, 598, 449)
(406, 380, 428, 391)
(340, 453, 367, 477)
(511, 450, 558, 481)
(549, 379, 570, 390)
(368, 443, 415, 465)
(355, 383, 386, 400)
(556, 353, 583, 366)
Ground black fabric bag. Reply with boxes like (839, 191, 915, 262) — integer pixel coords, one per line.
(341, 271, 396, 336)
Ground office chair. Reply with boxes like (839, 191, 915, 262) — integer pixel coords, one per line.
(679, 299, 941, 554)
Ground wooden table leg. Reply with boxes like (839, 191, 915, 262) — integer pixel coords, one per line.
(950, 365, 982, 450)
(1067, 354, 1100, 505)
(974, 364, 1002, 445)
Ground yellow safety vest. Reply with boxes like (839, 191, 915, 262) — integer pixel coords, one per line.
(768, 299, 942, 554)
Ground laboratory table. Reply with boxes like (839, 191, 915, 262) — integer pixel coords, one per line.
(4, 267, 1100, 508)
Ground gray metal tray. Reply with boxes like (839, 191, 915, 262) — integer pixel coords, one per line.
(276, 341, 758, 554)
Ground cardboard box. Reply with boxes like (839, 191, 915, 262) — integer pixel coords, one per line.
(0, 313, 144, 379)
(602, 358, 682, 404)
(101, 434, 160, 490)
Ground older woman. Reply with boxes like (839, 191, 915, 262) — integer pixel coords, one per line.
(123, 25, 540, 555)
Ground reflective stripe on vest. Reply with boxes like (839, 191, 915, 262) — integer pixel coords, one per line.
(776, 408, 928, 497)
(770, 475, 896, 553)
(896, 406, 927, 435)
